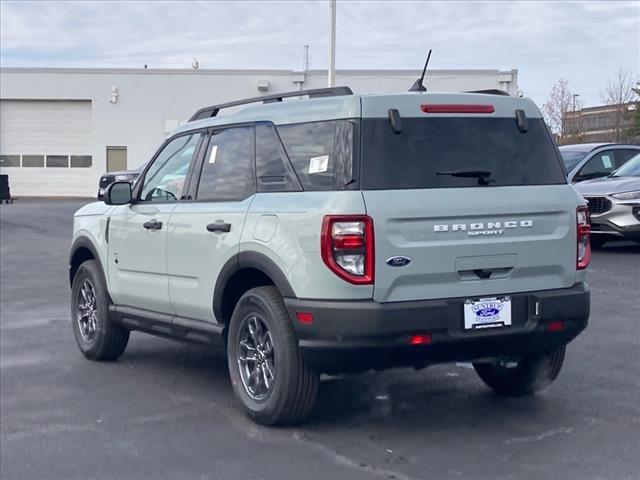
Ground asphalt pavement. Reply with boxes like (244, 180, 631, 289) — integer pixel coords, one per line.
(1, 199, 639, 480)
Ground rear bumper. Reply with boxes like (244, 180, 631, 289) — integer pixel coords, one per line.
(284, 283, 590, 373)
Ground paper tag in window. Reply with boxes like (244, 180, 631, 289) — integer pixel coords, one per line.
(309, 155, 329, 174)
(602, 154, 613, 169)
(208, 145, 218, 164)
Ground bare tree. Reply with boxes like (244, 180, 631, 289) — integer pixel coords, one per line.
(543, 79, 582, 144)
(600, 68, 637, 142)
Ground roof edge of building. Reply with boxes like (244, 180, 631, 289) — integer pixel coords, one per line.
(0, 66, 515, 77)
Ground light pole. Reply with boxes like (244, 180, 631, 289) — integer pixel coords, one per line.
(328, 0, 336, 87)
(571, 94, 580, 139)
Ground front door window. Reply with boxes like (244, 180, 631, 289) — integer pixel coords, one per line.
(140, 134, 202, 202)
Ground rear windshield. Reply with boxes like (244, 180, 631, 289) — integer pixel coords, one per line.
(360, 117, 566, 189)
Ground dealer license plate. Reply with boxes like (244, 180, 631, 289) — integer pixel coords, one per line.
(463, 297, 512, 330)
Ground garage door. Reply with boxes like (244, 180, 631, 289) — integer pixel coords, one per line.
(0, 100, 94, 196)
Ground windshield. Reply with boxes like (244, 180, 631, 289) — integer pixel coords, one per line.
(360, 117, 566, 189)
(560, 150, 588, 172)
(612, 154, 640, 177)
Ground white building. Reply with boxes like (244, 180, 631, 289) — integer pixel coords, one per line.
(0, 67, 518, 197)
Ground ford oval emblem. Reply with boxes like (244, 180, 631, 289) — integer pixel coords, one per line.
(386, 256, 411, 267)
(476, 307, 500, 317)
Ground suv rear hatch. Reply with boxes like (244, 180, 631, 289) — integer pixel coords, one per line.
(359, 94, 579, 303)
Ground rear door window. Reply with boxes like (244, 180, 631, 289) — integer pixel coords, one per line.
(255, 123, 301, 192)
(360, 117, 566, 189)
(195, 126, 255, 201)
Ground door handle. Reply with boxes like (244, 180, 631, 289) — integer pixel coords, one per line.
(143, 219, 163, 230)
(206, 221, 232, 233)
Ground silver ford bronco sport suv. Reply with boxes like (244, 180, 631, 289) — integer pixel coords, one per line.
(69, 87, 591, 425)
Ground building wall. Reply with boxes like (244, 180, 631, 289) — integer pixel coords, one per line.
(0, 67, 518, 196)
(564, 102, 637, 144)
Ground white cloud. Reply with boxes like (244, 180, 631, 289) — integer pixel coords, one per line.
(1, 0, 638, 106)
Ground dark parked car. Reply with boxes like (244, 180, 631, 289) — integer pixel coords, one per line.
(97, 163, 146, 199)
(559, 143, 640, 183)
(574, 153, 640, 247)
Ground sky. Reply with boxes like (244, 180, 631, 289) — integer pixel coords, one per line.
(1, 0, 638, 108)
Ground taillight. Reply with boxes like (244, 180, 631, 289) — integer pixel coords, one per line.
(321, 215, 374, 284)
(577, 206, 591, 270)
(420, 104, 495, 114)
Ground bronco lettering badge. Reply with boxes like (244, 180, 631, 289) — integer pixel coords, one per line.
(433, 220, 533, 237)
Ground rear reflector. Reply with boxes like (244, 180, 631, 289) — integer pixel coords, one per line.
(546, 321, 565, 332)
(409, 334, 433, 345)
(296, 312, 314, 325)
(421, 104, 495, 114)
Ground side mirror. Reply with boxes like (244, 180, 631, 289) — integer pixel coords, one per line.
(104, 181, 132, 205)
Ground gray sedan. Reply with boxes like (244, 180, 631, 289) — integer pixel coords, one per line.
(559, 143, 640, 183)
(574, 153, 640, 247)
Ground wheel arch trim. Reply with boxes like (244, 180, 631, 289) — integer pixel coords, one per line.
(69, 236, 103, 287)
(213, 251, 296, 322)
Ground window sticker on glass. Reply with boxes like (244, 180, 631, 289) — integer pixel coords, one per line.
(309, 155, 329, 174)
(602, 154, 613, 169)
(208, 145, 218, 164)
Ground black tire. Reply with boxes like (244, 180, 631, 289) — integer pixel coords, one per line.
(227, 286, 319, 425)
(70, 259, 129, 361)
(473, 346, 566, 397)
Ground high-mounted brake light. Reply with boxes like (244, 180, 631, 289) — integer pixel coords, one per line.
(576, 206, 591, 270)
(321, 215, 374, 284)
(420, 104, 495, 114)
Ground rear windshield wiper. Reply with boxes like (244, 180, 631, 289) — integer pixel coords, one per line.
(436, 170, 494, 185)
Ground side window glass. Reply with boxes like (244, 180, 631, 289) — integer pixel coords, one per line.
(614, 149, 639, 167)
(577, 152, 615, 180)
(277, 121, 336, 191)
(140, 133, 201, 202)
(196, 127, 254, 201)
(255, 123, 300, 192)
(334, 120, 356, 189)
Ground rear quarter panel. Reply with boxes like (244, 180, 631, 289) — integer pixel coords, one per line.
(241, 191, 372, 299)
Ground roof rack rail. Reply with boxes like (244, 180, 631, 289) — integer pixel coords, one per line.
(188, 86, 354, 122)
(465, 89, 511, 96)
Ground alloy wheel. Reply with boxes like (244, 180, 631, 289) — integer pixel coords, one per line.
(237, 315, 276, 401)
(77, 279, 98, 343)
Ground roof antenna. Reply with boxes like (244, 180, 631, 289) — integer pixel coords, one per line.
(409, 49, 432, 92)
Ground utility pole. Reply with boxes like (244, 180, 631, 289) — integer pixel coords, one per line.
(571, 94, 580, 139)
(303, 44, 310, 71)
(328, 0, 336, 87)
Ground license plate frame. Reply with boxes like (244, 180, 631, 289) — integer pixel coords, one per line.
(463, 296, 512, 330)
